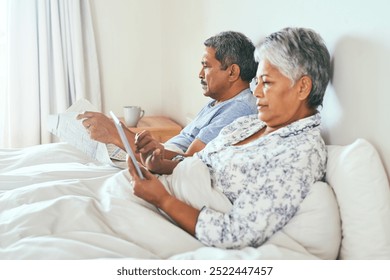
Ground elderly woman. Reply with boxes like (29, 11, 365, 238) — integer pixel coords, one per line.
(129, 27, 331, 249)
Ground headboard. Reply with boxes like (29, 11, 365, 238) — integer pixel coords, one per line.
(320, 35, 390, 182)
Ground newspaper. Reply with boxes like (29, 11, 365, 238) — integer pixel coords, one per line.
(47, 98, 127, 168)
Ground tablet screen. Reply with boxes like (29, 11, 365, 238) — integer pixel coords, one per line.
(110, 111, 144, 179)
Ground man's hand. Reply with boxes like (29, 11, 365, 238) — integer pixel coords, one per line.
(134, 130, 165, 163)
(77, 111, 120, 146)
(142, 148, 164, 172)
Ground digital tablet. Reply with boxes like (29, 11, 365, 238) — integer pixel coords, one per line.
(109, 111, 144, 179)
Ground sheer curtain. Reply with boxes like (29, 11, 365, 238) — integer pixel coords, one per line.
(0, 0, 7, 148)
(0, 0, 101, 148)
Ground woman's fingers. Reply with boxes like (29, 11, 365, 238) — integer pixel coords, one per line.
(127, 155, 140, 179)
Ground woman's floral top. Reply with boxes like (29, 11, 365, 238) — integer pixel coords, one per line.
(194, 113, 327, 249)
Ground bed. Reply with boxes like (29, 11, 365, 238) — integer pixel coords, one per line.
(0, 138, 390, 260)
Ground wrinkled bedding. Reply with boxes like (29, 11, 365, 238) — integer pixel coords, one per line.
(0, 143, 338, 259)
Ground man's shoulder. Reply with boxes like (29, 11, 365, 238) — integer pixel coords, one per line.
(220, 91, 257, 113)
(194, 89, 256, 121)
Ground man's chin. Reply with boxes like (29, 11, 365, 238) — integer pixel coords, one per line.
(202, 90, 210, 97)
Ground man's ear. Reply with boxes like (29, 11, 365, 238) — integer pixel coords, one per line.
(298, 75, 312, 100)
(228, 64, 241, 81)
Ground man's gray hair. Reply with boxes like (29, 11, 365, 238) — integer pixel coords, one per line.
(204, 31, 258, 82)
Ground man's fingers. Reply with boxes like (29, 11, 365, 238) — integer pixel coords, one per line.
(76, 111, 101, 120)
(81, 118, 91, 128)
(77, 111, 91, 120)
(137, 140, 158, 154)
(134, 130, 150, 143)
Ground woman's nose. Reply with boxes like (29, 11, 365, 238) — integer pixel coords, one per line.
(253, 83, 263, 98)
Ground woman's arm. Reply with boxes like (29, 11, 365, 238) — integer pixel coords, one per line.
(128, 157, 200, 235)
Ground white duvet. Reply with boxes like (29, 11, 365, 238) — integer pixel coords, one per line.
(0, 143, 340, 259)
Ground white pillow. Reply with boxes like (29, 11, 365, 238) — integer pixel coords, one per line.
(326, 139, 390, 259)
(270, 181, 341, 259)
(167, 157, 341, 259)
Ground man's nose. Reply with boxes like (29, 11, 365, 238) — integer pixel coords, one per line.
(199, 68, 204, 79)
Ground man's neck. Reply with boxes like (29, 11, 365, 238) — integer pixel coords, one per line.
(214, 84, 250, 104)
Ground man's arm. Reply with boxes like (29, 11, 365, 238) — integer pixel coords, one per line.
(135, 131, 207, 174)
(183, 138, 206, 156)
(76, 111, 138, 155)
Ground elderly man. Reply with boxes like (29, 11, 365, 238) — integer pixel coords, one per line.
(78, 31, 257, 161)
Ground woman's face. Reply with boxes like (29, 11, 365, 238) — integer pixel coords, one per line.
(253, 60, 310, 130)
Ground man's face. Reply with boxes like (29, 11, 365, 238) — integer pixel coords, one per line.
(198, 47, 231, 100)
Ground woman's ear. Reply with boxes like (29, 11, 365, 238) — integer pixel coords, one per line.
(298, 75, 312, 100)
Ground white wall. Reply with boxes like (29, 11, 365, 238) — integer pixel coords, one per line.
(90, 0, 390, 178)
(160, 0, 207, 123)
(90, 0, 164, 117)
(162, 0, 390, 179)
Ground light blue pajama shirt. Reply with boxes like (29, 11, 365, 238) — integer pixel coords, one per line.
(165, 88, 257, 152)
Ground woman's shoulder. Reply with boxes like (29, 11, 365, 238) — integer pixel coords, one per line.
(220, 114, 260, 134)
(232, 114, 260, 126)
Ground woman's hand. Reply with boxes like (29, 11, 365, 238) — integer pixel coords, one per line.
(127, 154, 170, 208)
(127, 153, 199, 236)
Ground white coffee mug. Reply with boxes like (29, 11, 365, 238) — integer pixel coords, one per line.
(123, 106, 145, 127)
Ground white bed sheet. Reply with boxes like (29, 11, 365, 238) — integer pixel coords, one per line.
(0, 143, 321, 260)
